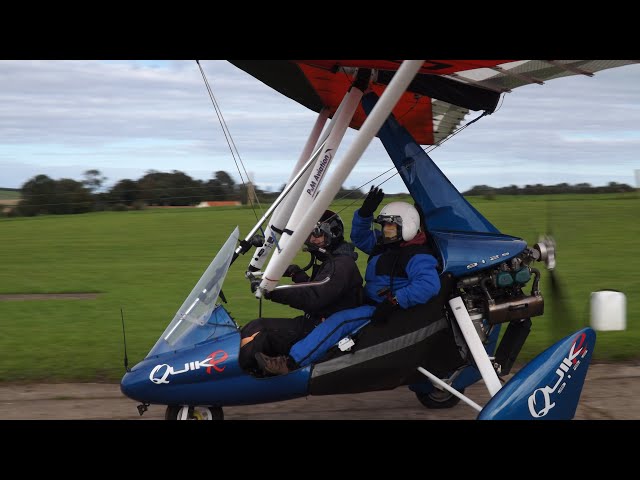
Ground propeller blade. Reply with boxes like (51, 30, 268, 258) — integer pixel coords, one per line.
(543, 198, 579, 341)
(548, 268, 579, 342)
(533, 230, 579, 341)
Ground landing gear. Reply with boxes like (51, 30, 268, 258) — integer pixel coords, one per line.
(415, 388, 464, 409)
(165, 405, 224, 420)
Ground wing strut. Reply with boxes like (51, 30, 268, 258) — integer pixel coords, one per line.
(257, 60, 425, 294)
(244, 83, 366, 274)
(246, 107, 330, 273)
(256, 68, 370, 292)
(231, 138, 329, 262)
(449, 297, 503, 396)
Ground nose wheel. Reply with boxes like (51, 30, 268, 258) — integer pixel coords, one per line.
(415, 388, 465, 409)
(165, 405, 224, 420)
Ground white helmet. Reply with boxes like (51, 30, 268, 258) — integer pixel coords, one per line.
(375, 201, 421, 243)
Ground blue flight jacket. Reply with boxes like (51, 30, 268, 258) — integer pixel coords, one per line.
(351, 208, 440, 309)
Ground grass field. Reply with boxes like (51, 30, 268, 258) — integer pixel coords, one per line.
(0, 189, 20, 201)
(0, 194, 638, 382)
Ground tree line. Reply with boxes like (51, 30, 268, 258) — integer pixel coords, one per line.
(462, 182, 635, 197)
(5, 169, 366, 217)
(3, 169, 635, 217)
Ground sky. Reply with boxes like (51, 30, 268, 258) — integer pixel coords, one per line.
(1, 60, 639, 194)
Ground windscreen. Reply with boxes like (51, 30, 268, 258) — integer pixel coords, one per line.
(147, 227, 239, 357)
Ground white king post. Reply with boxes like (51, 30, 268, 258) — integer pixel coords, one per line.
(258, 60, 425, 294)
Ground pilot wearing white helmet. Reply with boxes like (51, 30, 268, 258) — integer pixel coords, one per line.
(254, 187, 440, 376)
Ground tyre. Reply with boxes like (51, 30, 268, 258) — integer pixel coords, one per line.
(415, 388, 464, 409)
(165, 405, 224, 420)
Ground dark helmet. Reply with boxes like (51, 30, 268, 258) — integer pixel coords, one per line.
(306, 209, 344, 250)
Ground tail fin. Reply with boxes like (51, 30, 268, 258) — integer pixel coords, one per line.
(478, 328, 595, 420)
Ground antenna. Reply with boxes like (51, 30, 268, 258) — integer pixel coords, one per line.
(121, 307, 131, 372)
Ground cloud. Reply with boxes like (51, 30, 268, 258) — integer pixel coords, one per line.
(1, 60, 639, 192)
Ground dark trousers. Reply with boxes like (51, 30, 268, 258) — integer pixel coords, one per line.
(239, 315, 318, 371)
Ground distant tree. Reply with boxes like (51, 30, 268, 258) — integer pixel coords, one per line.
(462, 185, 494, 196)
(18, 175, 92, 216)
(503, 184, 520, 195)
(213, 170, 237, 200)
(523, 183, 545, 195)
(575, 183, 593, 193)
(137, 171, 174, 205)
(82, 169, 107, 193)
(463, 181, 634, 196)
(167, 170, 204, 206)
(109, 179, 141, 206)
(138, 171, 165, 205)
(605, 181, 635, 193)
(18, 174, 57, 216)
(137, 170, 203, 206)
(337, 185, 365, 199)
(204, 177, 224, 200)
(51, 179, 93, 214)
(214, 170, 235, 188)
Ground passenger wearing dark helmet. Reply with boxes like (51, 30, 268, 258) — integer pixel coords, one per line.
(239, 210, 363, 373)
(254, 187, 440, 377)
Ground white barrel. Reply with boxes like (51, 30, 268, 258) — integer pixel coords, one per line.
(590, 290, 626, 331)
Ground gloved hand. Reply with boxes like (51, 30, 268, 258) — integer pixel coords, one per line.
(358, 186, 384, 218)
(251, 280, 272, 299)
(284, 264, 309, 283)
(370, 297, 398, 325)
(284, 264, 303, 277)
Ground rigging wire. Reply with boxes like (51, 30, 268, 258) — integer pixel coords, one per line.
(196, 60, 263, 223)
(19, 105, 491, 214)
(424, 109, 488, 155)
(274, 64, 490, 221)
(196, 60, 488, 237)
(337, 63, 487, 155)
(331, 109, 490, 219)
(329, 166, 398, 218)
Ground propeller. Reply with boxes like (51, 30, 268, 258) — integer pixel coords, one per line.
(535, 220, 579, 342)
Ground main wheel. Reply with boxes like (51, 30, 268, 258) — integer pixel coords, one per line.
(165, 405, 224, 420)
(415, 388, 464, 409)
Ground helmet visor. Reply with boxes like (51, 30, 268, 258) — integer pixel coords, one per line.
(374, 215, 403, 244)
(307, 222, 331, 248)
(374, 214, 404, 227)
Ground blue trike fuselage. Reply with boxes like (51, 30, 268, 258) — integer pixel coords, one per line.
(121, 311, 311, 406)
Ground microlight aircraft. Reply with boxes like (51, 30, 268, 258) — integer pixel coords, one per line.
(121, 60, 636, 420)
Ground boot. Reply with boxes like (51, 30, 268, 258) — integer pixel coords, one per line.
(255, 352, 296, 376)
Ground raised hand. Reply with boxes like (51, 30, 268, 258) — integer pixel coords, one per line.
(358, 186, 384, 218)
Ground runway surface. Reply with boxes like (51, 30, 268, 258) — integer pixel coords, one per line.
(1, 363, 638, 420)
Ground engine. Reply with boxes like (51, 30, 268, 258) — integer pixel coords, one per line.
(453, 237, 556, 342)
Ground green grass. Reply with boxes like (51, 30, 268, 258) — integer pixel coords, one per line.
(0, 189, 20, 201)
(0, 195, 638, 383)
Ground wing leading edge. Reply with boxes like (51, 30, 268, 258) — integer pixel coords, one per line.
(229, 60, 638, 145)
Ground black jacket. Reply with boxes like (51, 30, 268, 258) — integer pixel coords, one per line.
(267, 242, 363, 322)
